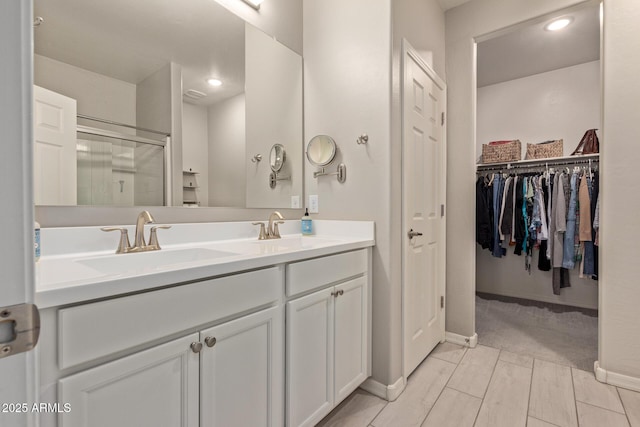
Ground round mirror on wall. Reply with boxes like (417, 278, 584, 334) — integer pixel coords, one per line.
(306, 135, 337, 166)
(269, 144, 286, 172)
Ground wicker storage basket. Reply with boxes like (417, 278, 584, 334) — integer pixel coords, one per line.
(481, 140, 522, 163)
(524, 139, 564, 160)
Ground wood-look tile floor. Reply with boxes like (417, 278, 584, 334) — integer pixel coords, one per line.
(317, 343, 640, 427)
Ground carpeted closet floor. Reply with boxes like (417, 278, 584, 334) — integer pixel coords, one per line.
(476, 293, 598, 372)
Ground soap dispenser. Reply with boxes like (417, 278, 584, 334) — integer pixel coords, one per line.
(301, 208, 313, 235)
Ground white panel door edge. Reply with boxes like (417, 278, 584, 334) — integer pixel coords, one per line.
(0, 1, 37, 426)
(401, 39, 447, 379)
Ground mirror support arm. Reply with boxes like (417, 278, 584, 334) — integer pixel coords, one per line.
(313, 164, 346, 183)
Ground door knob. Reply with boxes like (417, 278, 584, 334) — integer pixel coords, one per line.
(190, 342, 203, 353)
(204, 336, 217, 348)
(407, 229, 423, 239)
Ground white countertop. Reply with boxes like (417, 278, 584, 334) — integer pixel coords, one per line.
(36, 220, 375, 308)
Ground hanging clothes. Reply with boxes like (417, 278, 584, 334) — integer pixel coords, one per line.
(476, 176, 493, 250)
(492, 174, 506, 258)
(562, 173, 578, 269)
(475, 162, 599, 296)
(499, 177, 514, 239)
(551, 172, 570, 294)
(590, 172, 600, 278)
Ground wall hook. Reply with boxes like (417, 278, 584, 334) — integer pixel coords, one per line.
(251, 154, 262, 163)
(356, 134, 368, 145)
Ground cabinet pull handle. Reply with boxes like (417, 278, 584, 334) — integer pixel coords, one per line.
(204, 337, 217, 348)
(331, 290, 344, 298)
(190, 342, 203, 353)
(338, 290, 344, 296)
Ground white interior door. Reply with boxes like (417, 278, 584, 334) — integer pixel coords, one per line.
(402, 40, 447, 379)
(33, 85, 77, 205)
(0, 2, 37, 426)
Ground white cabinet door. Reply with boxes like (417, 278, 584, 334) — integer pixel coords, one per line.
(58, 334, 199, 427)
(334, 276, 368, 402)
(287, 288, 334, 427)
(200, 306, 283, 427)
(33, 85, 77, 205)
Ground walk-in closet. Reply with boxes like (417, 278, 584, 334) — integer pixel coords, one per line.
(475, 1, 601, 371)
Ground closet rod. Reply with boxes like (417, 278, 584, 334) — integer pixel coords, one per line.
(476, 154, 599, 173)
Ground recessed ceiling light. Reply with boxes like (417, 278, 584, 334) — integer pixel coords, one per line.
(545, 17, 573, 31)
(207, 78, 222, 87)
(242, 0, 264, 10)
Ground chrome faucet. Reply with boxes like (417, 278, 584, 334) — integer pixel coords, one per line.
(253, 211, 285, 240)
(267, 211, 284, 239)
(101, 210, 171, 254)
(134, 210, 155, 248)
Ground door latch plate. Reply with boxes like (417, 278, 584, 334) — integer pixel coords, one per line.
(0, 304, 40, 359)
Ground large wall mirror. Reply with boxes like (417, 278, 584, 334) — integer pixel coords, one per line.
(33, 0, 303, 208)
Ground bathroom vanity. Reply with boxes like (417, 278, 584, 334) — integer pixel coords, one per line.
(35, 220, 374, 427)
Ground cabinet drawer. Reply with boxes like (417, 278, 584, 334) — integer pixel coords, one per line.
(286, 249, 367, 297)
(58, 267, 281, 370)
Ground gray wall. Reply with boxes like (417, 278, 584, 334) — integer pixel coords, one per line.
(208, 94, 246, 207)
(600, 0, 640, 383)
(303, 0, 446, 387)
(34, 54, 136, 129)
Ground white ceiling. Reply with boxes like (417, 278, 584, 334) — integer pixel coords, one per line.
(34, 0, 247, 106)
(477, 4, 600, 87)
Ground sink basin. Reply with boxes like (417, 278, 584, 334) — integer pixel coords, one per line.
(76, 247, 239, 274)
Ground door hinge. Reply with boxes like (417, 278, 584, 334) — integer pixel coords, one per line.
(441, 112, 445, 126)
(0, 303, 40, 359)
(440, 296, 444, 308)
(441, 204, 445, 217)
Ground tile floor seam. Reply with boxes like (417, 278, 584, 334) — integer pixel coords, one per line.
(365, 399, 389, 427)
(614, 387, 633, 427)
(577, 399, 635, 423)
(573, 395, 626, 415)
(479, 349, 501, 401)
(528, 415, 562, 427)
(470, 349, 502, 427)
(418, 377, 453, 427)
(569, 362, 580, 427)
(526, 355, 535, 424)
(499, 357, 535, 370)
(444, 386, 483, 400)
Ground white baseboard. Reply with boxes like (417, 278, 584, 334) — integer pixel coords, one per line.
(594, 361, 640, 392)
(445, 331, 478, 348)
(360, 376, 406, 402)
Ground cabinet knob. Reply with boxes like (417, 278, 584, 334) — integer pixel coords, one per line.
(204, 336, 217, 348)
(190, 342, 203, 353)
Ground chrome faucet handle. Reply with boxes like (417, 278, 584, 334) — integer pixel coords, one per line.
(272, 221, 285, 239)
(148, 225, 172, 249)
(252, 222, 268, 240)
(101, 227, 132, 254)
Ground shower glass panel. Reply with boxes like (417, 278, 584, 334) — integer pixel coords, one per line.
(76, 128, 166, 206)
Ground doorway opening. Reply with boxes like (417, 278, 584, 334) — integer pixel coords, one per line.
(474, 1, 602, 371)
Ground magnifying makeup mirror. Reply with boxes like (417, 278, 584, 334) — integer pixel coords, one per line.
(270, 143, 286, 172)
(269, 143, 290, 188)
(306, 135, 346, 183)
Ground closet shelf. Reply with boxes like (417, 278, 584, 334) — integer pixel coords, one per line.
(477, 153, 599, 172)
